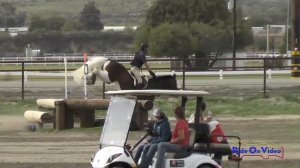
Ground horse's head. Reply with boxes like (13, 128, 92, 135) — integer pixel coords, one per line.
(73, 57, 108, 83)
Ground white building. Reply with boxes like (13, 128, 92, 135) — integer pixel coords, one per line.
(0, 26, 138, 36)
(0, 27, 28, 36)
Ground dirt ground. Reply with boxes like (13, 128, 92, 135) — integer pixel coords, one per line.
(0, 115, 300, 168)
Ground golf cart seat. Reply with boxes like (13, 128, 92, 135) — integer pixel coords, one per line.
(165, 127, 196, 159)
(194, 143, 232, 155)
(192, 123, 232, 155)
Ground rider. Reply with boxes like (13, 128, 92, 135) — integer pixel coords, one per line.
(131, 42, 156, 89)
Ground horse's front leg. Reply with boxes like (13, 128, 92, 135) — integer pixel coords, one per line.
(86, 72, 97, 85)
(93, 69, 112, 84)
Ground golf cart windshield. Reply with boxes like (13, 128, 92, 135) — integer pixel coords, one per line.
(100, 96, 136, 148)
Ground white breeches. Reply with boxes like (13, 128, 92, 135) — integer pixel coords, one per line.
(130, 66, 142, 84)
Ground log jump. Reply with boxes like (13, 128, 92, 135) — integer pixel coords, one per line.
(55, 99, 110, 130)
(24, 98, 153, 131)
(55, 99, 153, 130)
(24, 110, 53, 128)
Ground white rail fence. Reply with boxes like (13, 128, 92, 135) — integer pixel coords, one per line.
(0, 70, 291, 82)
(0, 54, 135, 65)
(0, 54, 168, 66)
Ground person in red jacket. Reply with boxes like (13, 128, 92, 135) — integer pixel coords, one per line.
(154, 106, 189, 168)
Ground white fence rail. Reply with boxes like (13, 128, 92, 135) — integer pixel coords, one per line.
(0, 54, 136, 65)
(0, 70, 291, 82)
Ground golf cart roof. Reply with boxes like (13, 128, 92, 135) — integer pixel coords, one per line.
(105, 90, 209, 97)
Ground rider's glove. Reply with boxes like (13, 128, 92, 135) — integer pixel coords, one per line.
(149, 70, 156, 78)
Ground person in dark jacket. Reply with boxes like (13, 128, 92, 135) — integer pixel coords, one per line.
(131, 42, 156, 89)
(134, 109, 171, 167)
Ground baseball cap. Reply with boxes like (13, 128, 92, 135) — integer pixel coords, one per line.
(152, 109, 163, 117)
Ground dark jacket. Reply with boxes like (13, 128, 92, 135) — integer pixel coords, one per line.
(148, 118, 171, 144)
(131, 50, 146, 68)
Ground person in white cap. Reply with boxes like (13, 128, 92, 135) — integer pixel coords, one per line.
(135, 109, 171, 168)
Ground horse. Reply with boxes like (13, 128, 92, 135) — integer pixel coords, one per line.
(74, 56, 187, 107)
(73, 57, 180, 90)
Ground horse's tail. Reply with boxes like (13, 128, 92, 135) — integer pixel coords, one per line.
(73, 57, 108, 83)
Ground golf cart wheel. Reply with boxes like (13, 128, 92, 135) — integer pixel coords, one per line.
(198, 164, 215, 168)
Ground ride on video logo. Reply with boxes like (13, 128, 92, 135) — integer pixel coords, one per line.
(231, 141, 285, 159)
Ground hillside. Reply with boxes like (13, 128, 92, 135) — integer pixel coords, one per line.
(240, 0, 288, 26)
(0, 0, 152, 26)
(0, 0, 289, 26)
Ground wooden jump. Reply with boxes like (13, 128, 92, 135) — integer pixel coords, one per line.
(55, 99, 110, 130)
(55, 99, 153, 130)
(24, 110, 53, 128)
(25, 98, 153, 131)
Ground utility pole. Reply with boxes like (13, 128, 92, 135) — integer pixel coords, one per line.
(4, 14, 8, 31)
(266, 24, 270, 57)
(292, 0, 300, 49)
(232, 0, 237, 70)
(287, 0, 290, 54)
(291, 0, 300, 77)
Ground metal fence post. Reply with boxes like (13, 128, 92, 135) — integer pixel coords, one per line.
(263, 58, 267, 98)
(102, 82, 105, 99)
(182, 59, 186, 90)
(22, 62, 25, 100)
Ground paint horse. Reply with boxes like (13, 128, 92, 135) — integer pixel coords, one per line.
(74, 57, 187, 107)
(73, 57, 179, 90)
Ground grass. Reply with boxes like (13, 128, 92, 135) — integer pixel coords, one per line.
(0, 99, 37, 115)
(0, 64, 80, 71)
(1, 94, 300, 117)
(154, 95, 300, 117)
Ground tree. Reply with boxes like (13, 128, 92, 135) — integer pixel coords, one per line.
(29, 15, 47, 32)
(149, 23, 192, 58)
(0, 2, 26, 28)
(62, 20, 84, 32)
(146, 0, 230, 27)
(46, 17, 65, 31)
(29, 15, 65, 32)
(135, 0, 253, 70)
(79, 1, 103, 30)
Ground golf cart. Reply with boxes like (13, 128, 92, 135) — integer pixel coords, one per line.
(90, 90, 241, 168)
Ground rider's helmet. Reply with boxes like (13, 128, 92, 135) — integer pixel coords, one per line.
(140, 42, 148, 50)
